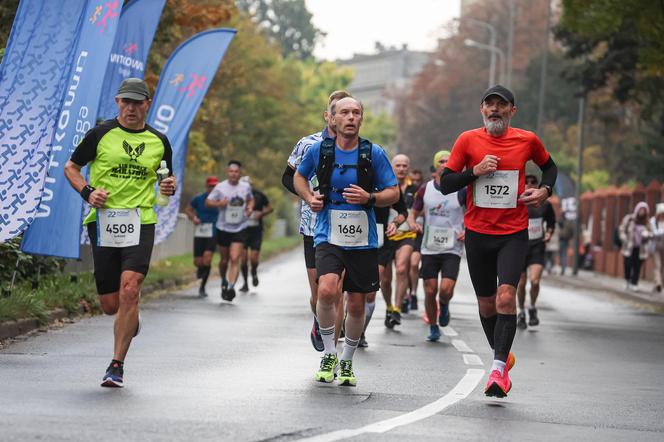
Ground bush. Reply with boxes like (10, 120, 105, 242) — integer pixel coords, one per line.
(0, 238, 65, 290)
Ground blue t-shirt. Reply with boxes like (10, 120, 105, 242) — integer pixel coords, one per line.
(297, 141, 397, 249)
(190, 192, 219, 224)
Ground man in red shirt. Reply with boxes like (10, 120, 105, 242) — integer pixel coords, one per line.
(440, 85, 557, 398)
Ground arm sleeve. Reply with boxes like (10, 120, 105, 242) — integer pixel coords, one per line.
(70, 128, 99, 166)
(440, 168, 477, 195)
(281, 165, 297, 195)
(160, 136, 174, 175)
(412, 185, 426, 211)
(457, 187, 468, 207)
(544, 203, 556, 232)
(393, 191, 408, 218)
(538, 156, 557, 189)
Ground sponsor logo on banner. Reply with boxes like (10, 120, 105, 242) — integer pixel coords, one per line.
(90, 1, 120, 32)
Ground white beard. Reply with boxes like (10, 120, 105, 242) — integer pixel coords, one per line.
(483, 116, 509, 136)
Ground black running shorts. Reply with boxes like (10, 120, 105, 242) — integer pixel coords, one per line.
(413, 233, 423, 253)
(464, 229, 529, 297)
(244, 226, 263, 251)
(377, 237, 415, 267)
(421, 253, 461, 281)
(303, 235, 316, 269)
(315, 242, 379, 294)
(193, 234, 217, 257)
(216, 228, 247, 248)
(87, 223, 155, 295)
(523, 241, 546, 270)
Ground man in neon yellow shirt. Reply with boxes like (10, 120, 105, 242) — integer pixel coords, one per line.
(64, 78, 176, 388)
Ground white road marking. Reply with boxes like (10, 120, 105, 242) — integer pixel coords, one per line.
(463, 354, 483, 366)
(298, 369, 485, 442)
(451, 339, 473, 353)
(442, 326, 458, 337)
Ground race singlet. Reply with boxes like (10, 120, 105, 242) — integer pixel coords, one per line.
(194, 223, 214, 238)
(424, 225, 455, 252)
(96, 208, 141, 247)
(225, 206, 244, 224)
(329, 210, 369, 247)
(377, 223, 384, 248)
(474, 170, 519, 209)
(528, 217, 544, 240)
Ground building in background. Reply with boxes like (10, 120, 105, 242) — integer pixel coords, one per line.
(337, 43, 429, 117)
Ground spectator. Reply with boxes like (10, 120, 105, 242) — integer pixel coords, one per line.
(650, 203, 664, 293)
(619, 202, 654, 292)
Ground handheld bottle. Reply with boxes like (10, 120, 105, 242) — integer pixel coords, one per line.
(156, 160, 170, 207)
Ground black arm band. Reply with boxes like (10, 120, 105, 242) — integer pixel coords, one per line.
(538, 157, 557, 190)
(281, 165, 297, 195)
(440, 167, 477, 195)
(80, 185, 95, 202)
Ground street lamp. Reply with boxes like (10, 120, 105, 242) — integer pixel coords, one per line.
(462, 18, 497, 87)
(464, 38, 506, 85)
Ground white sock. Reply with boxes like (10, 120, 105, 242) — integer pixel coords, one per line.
(491, 359, 506, 376)
(320, 325, 336, 355)
(340, 336, 359, 361)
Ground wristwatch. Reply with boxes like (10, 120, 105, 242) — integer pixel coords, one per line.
(540, 184, 552, 197)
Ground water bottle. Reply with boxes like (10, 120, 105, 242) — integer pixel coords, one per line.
(156, 160, 170, 207)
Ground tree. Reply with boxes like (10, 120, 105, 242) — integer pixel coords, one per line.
(237, 0, 323, 59)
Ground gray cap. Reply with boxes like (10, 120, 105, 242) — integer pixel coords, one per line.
(116, 78, 150, 100)
(481, 84, 515, 106)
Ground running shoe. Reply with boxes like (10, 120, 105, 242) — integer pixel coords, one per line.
(221, 287, 236, 302)
(384, 309, 394, 329)
(438, 302, 450, 327)
(507, 352, 516, 372)
(528, 307, 539, 326)
(358, 333, 368, 348)
(517, 311, 527, 330)
(252, 272, 259, 287)
(410, 294, 418, 310)
(484, 368, 511, 398)
(315, 353, 339, 383)
(133, 313, 141, 338)
(198, 285, 208, 298)
(222, 278, 229, 291)
(390, 310, 402, 326)
(310, 317, 324, 352)
(338, 360, 357, 386)
(427, 324, 441, 342)
(101, 361, 123, 388)
(239, 283, 249, 293)
(401, 297, 410, 314)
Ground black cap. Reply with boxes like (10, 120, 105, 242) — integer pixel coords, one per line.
(481, 85, 515, 106)
(116, 78, 150, 101)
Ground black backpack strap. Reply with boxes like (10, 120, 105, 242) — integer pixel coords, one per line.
(357, 137, 374, 193)
(316, 137, 336, 201)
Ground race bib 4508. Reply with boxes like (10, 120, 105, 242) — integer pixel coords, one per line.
(96, 208, 141, 248)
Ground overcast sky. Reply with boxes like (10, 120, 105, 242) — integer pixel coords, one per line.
(305, 0, 461, 61)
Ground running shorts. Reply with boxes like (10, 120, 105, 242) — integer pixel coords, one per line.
(421, 253, 461, 281)
(315, 242, 379, 293)
(303, 235, 316, 269)
(523, 241, 546, 270)
(216, 228, 247, 248)
(377, 237, 415, 267)
(87, 223, 155, 295)
(464, 229, 528, 296)
(194, 233, 217, 257)
(244, 226, 263, 251)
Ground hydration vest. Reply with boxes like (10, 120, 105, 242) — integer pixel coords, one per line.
(316, 137, 374, 203)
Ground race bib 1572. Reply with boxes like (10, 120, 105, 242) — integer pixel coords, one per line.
(473, 170, 519, 209)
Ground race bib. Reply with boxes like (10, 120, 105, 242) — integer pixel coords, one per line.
(194, 223, 214, 238)
(329, 210, 369, 247)
(225, 206, 244, 224)
(474, 170, 519, 209)
(96, 208, 140, 248)
(377, 223, 384, 248)
(425, 225, 455, 251)
(247, 211, 260, 227)
(528, 217, 544, 240)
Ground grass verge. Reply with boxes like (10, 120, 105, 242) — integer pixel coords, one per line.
(0, 236, 300, 323)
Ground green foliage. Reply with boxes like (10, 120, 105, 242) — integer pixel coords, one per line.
(361, 111, 398, 155)
(0, 238, 64, 289)
(237, 0, 323, 59)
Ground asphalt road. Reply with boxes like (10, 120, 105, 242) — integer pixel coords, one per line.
(1, 247, 663, 441)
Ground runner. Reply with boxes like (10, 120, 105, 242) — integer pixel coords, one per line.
(185, 176, 220, 297)
(516, 174, 556, 329)
(282, 90, 350, 351)
(205, 160, 253, 302)
(380, 154, 418, 327)
(239, 176, 273, 292)
(64, 78, 175, 388)
(440, 85, 557, 398)
(406, 174, 424, 312)
(411, 150, 465, 341)
(294, 97, 398, 386)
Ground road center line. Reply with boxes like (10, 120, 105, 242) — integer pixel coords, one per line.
(442, 326, 458, 337)
(297, 369, 485, 442)
(463, 354, 483, 366)
(451, 339, 473, 353)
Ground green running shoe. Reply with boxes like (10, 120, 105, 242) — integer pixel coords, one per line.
(315, 353, 338, 383)
(338, 360, 357, 387)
